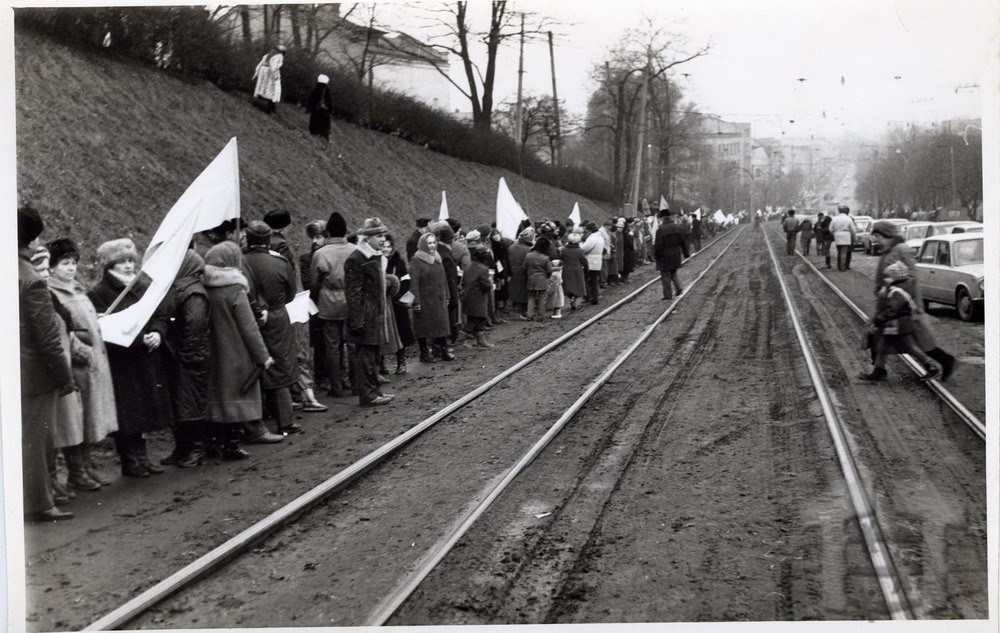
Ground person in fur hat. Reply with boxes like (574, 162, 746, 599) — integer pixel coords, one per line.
(653, 208, 689, 300)
(263, 209, 296, 273)
(88, 238, 175, 478)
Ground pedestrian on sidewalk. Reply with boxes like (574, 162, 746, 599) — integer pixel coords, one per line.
(653, 208, 689, 300)
(344, 218, 395, 406)
(782, 210, 801, 256)
(410, 232, 452, 363)
(829, 205, 857, 271)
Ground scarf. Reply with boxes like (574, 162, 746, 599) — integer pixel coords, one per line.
(412, 249, 440, 266)
(203, 265, 249, 291)
(108, 268, 137, 287)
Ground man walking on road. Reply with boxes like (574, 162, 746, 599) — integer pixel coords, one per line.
(782, 210, 800, 256)
(653, 207, 689, 300)
(815, 212, 833, 268)
(829, 205, 857, 271)
(690, 213, 703, 252)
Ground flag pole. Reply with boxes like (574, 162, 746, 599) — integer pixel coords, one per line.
(101, 272, 143, 317)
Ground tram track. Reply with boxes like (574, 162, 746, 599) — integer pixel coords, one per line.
(84, 228, 742, 630)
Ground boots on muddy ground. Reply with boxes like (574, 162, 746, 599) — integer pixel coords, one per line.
(177, 422, 209, 468)
(160, 424, 193, 466)
(300, 388, 328, 412)
(222, 425, 250, 461)
(475, 332, 495, 348)
(243, 419, 284, 444)
(859, 367, 888, 382)
(134, 436, 164, 474)
(80, 444, 110, 486)
(63, 444, 101, 491)
(394, 350, 408, 375)
(927, 348, 956, 381)
(116, 434, 149, 478)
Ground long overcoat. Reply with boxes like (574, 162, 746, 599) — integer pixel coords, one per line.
(244, 247, 300, 389)
(386, 251, 415, 347)
(203, 266, 270, 423)
(47, 276, 118, 443)
(344, 249, 388, 347)
(88, 271, 174, 435)
(507, 241, 531, 304)
(408, 253, 451, 339)
(305, 83, 333, 137)
(438, 244, 460, 327)
(462, 261, 492, 319)
(51, 299, 84, 448)
(560, 244, 588, 298)
(524, 251, 553, 292)
(163, 279, 210, 422)
(876, 240, 936, 350)
(654, 219, 690, 272)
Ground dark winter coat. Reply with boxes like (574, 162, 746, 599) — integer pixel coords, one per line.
(462, 261, 492, 319)
(817, 216, 833, 241)
(19, 255, 74, 398)
(654, 219, 690, 272)
(386, 251, 415, 347)
(244, 247, 300, 389)
(560, 244, 588, 298)
(622, 230, 636, 274)
(611, 230, 624, 274)
(163, 267, 210, 422)
(305, 83, 333, 137)
(873, 285, 916, 337)
(88, 271, 175, 435)
(408, 252, 451, 339)
(203, 266, 270, 423)
(691, 218, 703, 238)
(524, 251, 553, 292)
(344, 247, 388, 347)
(438, 244, 460, 327)
(507, 241, 531, 303)
(269, 232, 296, 282)
(405, 229, 423, 261)
(490, 236, 512, 302)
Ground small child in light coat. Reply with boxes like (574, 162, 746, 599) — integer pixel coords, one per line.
(546, 260, 565, 319)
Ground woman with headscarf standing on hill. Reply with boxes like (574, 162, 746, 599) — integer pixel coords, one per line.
(88, 238, 174, 478)
(46, 239, 117, 489)
(305, 73, 334, 141)
(409, 232, 453, 363)
(203, 242, 275, 459)
(159, 249, 212, 469)
(252, 44, 286, 115)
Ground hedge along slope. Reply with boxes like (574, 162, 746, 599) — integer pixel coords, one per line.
(15, 30, 617, 281)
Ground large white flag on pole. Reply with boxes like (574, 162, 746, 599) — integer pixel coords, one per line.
(101, 138, 242, 347)
(495, 177, 528, 240)
(569, 202, 582, 226)
(713, 209, 727, 224)
(438, 191, 449, 220)
(659, 195, 669, 211)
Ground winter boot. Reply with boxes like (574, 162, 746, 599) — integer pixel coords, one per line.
(81, 444, 110, 486)
(161, 424, 192, 466)
(918, 364, 940, 382)
(222, 425, 250, 461)
(135, 437, 164, 474)
(378, 356, 391, 376)
(64, 445, 101, 491)
(475, 332, 495, 348)
(394, 350, 408, 375)
(116, 434, 149, 478)
(177, 423, 208, 468)
(48, 450, 76, 500)
(859, 367, 888, 382)
(243, 419, 284, 444)
(927, 348, 956, 381)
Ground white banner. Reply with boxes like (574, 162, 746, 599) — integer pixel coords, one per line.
(286, 290, 318, 324)
(438, 190, 449, 220)
(659, 195, 669, 211)
(569, 202, 581, 226)
(495, 177, 528, 240)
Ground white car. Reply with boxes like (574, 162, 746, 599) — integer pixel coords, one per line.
(915, 233, 984, 321)
(928, 221, 983, 237)
(901, 221, 934, 254)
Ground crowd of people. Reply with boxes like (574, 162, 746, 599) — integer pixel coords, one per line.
(17, 200, 720, 522)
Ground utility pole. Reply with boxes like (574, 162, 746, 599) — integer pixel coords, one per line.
(547, 31, 562, 166)
(629, 54, 651, 215)
(514, 13, 526, 147)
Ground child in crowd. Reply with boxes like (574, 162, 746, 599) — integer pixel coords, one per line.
(546, 259, 565, 319)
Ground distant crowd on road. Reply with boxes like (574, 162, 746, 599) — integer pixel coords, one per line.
(17, 201, 720, 522)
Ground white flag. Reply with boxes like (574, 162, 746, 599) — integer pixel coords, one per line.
(144, 137, 241, 263)
(286, 290, 318, 324)
(569, 202, 581, 226)
(495, 177, 528, 240)
(659, 195, 669, 211)
(438, 191, 449, 220)
(713, 210, 727, 224)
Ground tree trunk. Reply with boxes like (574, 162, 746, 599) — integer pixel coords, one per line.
(240, 6, 252, 50)
(455, 2, 484, 130)
(289, 5, 301, 48)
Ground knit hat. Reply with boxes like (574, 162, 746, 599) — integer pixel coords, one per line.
(465, 229, 482, 242)
(263, 209, 291, 230)
(317, 74, 330, 84)
(30, 246, 49, 266)
(97, 238, 139, 270)
(416, 217, 431, 229)
(884, 261, 910, 283)
(17, 204, 44, 248)
(47, 238, 80, 266)
(246, 220, 273, 246)
(871, 220, 900, 239)
(357, 217, 389, 236)
(327, 211, 348, 238)
(517, 226, 535, 244)
(567, 232, 582, 244)
(305, 220, 327, 238)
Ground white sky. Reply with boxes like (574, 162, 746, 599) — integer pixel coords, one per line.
(380, 0, 995, 139)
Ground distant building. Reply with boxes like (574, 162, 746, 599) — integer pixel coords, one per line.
(691, 115, 753, 182)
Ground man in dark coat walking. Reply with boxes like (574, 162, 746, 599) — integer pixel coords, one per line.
(691, 213, 703, 251)
(345, 218, 394, 406)
(19, 205, 76, 521)
(406, 218, 431, 261)
(243, 221, 302, 436)
(653, 208, 690, 300)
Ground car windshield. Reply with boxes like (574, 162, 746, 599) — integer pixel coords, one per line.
(855, 220, 871, 231)
(931, 225, 955, 235)
(951, 239, 983, 266)
(904, 225, 928, 240)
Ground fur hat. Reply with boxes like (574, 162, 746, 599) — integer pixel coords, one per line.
(476, 224, 492, 237)
(97, 238, 139, 270)
(30, 246, 50, 266)
(263, 209, 291, 230)
(658, 208, 672, 218)
(327, 211, 348, 238)
(430, 220, 454, 242)
(871, 220, 900, 239)
(416, 217, 431, 229)
(357, 217, 389, 237)
(17, 204, 44, 248)
(305, 220, 327, 238)
(246, 220, 273, 246)
(884, 261, 910, 283)
(47, 238, 80, 266)
(446, 218, 462, 232)
(567, 232, 582, 244)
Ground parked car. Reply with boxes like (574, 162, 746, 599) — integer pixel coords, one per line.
(928, 221, 983, 237)
(862, 218, 908, 254)
(901, 221, 935, 254)
(852, 215, 873, 251)
(915, 233, 984, 321)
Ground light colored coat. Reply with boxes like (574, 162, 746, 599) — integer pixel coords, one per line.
(581, 233, 605, 271)
(311, 238, 357, 321)
(252, 53, 283, 102)
(829, 213, 856, 246)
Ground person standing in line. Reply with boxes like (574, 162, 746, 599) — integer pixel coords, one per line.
(560, 231, 587, 310)
(815, 212, 833, 268)
(462, 245, 495, 347)
(599, 219, 613, 287)
(382, 234, 415, 374)
(405, 218, 431, 261)
(410, 232, 453, 363)
(311, 212, 357, 398)
(344, 218, 395, 406)
(263, 210, 296, 274)
(782, 209, 800, 256)
(799, 217, 814, 255)
(46, 238, 117, 488)
(524, 236, 553, 321)
(621, 220, 636, 283)
(431, 220, 461, 349)
(203, 242, 277, 459)
(243, 221, 302, 436)
(507, 226, 533, 319)
(489, 226, 512, 313)
(300, 220, 330, 395)
(581, 222, 605, 305)
(653, 207, 690, 300)
(252, 44, 285, 114)
(19, 206, 76, 521)
(829, 205, 857, 271)
(608, 220, 623, 285)
(305, 74, 333, 142)
(88, 238, 175, 478)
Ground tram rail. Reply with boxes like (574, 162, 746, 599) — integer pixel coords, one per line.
(83, 227, 742, 631)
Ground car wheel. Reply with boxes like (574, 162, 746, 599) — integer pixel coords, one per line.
(956, 288, 977, 322)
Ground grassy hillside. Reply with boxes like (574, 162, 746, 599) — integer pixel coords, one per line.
(15, 29, 616, 279)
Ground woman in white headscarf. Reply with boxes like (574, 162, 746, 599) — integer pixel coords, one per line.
(306, 73, 333, 141)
